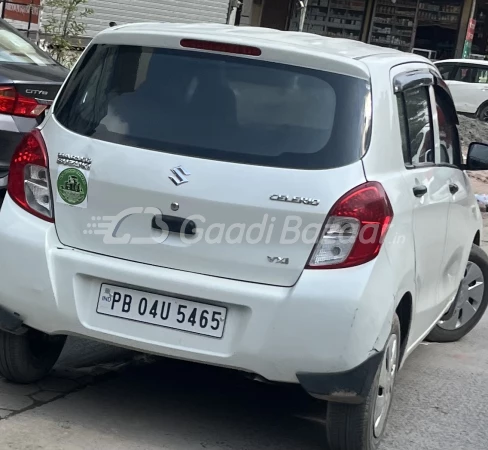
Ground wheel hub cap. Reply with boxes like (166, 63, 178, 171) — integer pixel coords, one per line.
(438, 261, 484, 331)
(373, 334, 398, 438)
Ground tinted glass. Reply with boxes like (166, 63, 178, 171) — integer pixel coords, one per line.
(454, 66, 476, 82)
(396, 95, 410, 164)
(435, 87, 461, 165)
(54, 44, 370, 170)
(0, 21, 54, 65)
(436, 64, 454, 80)
(475, 67, 488, 83)
(453, 65, 488, 83)
(403, 87, 434, 165)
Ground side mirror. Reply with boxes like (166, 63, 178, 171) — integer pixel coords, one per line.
(467, 142, 488, 170)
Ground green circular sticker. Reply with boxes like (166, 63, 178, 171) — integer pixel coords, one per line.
(57, 168, 88, 206)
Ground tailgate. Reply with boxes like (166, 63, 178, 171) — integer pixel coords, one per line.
(44, 39, 370, 287)
(45, 119, 366, 287)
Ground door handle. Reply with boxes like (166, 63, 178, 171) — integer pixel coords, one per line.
(413, 185, 428, 198)
(449, 183, 459, 194)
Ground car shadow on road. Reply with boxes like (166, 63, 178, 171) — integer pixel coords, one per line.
(47, 356, 332, 449)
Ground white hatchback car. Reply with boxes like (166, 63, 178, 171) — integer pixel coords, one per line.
(0, 24, 488, 450)
(435, 58, 488, 120)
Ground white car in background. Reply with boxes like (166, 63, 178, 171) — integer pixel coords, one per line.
(435, 59, 488, 121)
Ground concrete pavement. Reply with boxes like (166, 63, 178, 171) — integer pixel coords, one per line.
(0, 338, 136, 421)
(0, 315, 487, 450)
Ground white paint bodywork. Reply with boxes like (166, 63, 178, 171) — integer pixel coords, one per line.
(0, 25, 482, 383)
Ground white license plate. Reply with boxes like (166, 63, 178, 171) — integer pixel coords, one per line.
(96, 284, 227, 338)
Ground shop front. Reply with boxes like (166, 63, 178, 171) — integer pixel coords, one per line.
(248, 0, 477, 59)
(472, 0, 488, 57)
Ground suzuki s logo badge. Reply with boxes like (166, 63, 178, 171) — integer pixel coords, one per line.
(169, 166, 190, 186)
(267, 256, 289, 265)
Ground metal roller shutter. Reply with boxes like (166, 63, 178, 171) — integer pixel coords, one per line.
(73, 0, 230, 37)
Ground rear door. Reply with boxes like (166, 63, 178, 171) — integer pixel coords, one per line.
(44, 42, 370, 287)
(392, 65, 451, 338)
(433, 82, 477, 315)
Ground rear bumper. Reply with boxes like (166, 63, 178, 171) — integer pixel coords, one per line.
(0, 195, 395, 390)
(297, 351, 383, 403)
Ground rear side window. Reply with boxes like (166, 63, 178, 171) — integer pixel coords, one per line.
(453, 66, 476, 82)
(54, 44, 370, 170)
(435, 87, 461, 166)
(453, 65, 488, 83)
(0, 21, 55, 65)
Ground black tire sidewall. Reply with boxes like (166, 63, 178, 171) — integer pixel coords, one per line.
(0, 330, 66, 384)
(479, 105, 488, 122)
(326, 314, 401, 450)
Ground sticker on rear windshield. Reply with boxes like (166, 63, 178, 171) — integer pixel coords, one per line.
(56, 167, 89, 208)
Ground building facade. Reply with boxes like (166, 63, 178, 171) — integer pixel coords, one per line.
(1, 0, 484, 60)
(1, 0, 234, 43)
(242, 0, 480, 59)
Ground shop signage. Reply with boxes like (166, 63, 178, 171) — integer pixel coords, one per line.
(463, 18, 476, 58)
(1, 0, 40, 27)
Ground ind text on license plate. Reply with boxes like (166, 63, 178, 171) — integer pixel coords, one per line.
(97, 284, 227, 338)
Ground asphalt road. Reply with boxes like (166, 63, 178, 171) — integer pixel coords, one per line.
(0, 312, 486, 450)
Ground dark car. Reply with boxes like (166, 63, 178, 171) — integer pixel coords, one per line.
(0, 18, 68, 189)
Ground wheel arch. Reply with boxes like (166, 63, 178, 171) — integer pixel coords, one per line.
(474, 230, 481, 247)
(395, 292, 412, 363)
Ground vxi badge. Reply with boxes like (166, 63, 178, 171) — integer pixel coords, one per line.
(267, 256, 289, 265)
(270, 194, 320, 206)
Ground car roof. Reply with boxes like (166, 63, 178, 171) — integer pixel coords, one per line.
(436, 58, 488, 66)
(95, 22, 428, 65)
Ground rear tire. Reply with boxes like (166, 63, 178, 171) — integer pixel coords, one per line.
(0, 329, 66, 384)
(427, 245, 488, 343)
(326, 314, 401, 450)
(478, 104, 488, 122)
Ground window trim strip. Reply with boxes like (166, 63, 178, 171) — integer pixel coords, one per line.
(393, 69, 434, 94)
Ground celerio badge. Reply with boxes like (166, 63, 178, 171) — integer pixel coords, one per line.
(270, 195, 320, 206)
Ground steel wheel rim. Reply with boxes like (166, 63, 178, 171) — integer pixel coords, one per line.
(373, 333, 398, 438)
(439, 261, 484, 331)
(482, 109, 488, 122)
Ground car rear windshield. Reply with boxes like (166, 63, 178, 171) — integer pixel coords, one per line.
(0, 21, 55, 65)
(54, 44, 370, 170)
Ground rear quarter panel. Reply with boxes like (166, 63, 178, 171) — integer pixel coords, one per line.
(360, 57, 417, 350)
